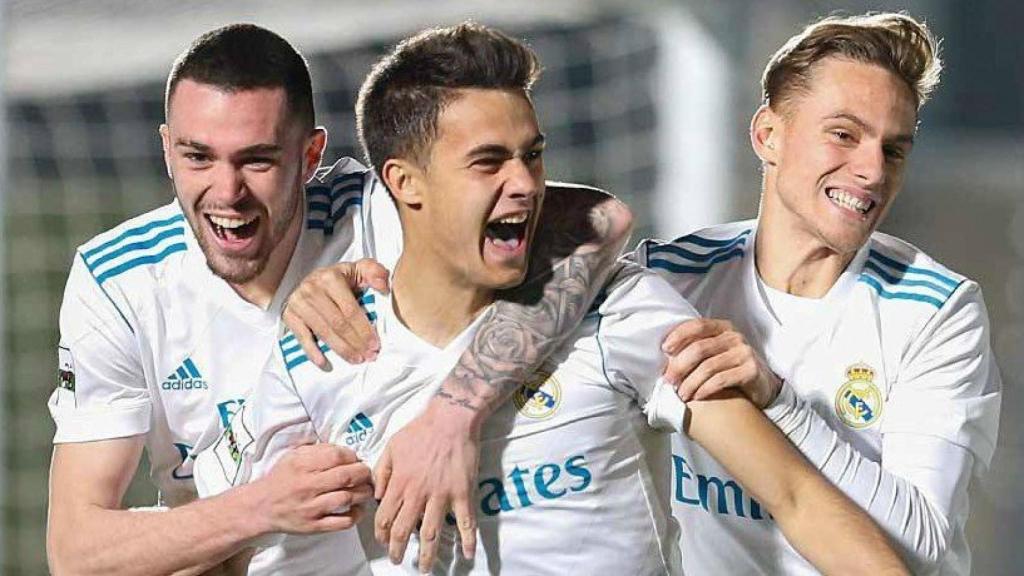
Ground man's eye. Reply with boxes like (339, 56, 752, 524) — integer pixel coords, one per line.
(184, 152, 209, 163)
(830, 130, 854, 143)
(472, 158, 503, 172)
(883, 146, 906, 162)
(246, 158, 274, 170)
(525, 149, 544, 162)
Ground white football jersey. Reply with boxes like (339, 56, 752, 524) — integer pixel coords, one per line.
(194, 266, 698, 575)
(632, 221, 1001, 575)
(48, 157, 391, 574)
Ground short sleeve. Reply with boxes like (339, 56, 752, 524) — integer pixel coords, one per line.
(881, 281, 1002, 472)
(596, 264, 699, 429)
(49, 252, 150, 443)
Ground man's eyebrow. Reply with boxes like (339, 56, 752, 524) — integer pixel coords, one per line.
(235, 143, 283, 156)
(825, 112, 915, 144)
(465, 134, 546, 157)
(174, 139, 211, 151)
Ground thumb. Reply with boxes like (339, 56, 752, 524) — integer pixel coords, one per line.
(355, 258, 391, 294)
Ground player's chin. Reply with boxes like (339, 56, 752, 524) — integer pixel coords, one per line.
(207, 253, 265, 284)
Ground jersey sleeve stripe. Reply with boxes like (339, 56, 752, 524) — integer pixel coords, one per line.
(283, 342, 332, 371)
(646, 234, 748, 262)
(668, 228, 751, 248)
(84, 227, 185, 271)
(857, 275, 946, 308)
(647, 247, 744, 275)
(81, 213, 185, 260)
(93, 243, 187, 284)
(862, 261, 954, 298)
(867, 249, 959, 288)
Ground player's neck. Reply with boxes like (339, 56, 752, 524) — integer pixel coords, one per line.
(756, 204, 854, 299)
(391, 253, 494, 349)
(229, 209, 303, 309)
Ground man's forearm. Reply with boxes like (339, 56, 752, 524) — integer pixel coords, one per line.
(686, 395, 908, 575)
(433, 186, 633, 424)
(49, 484, 264, 576)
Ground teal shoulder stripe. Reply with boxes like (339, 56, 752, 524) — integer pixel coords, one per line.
(647, 248, 744, 275)
(83, 214, 185, 260)
(669, 228, 751, 249)
(284, 342, 331, 371)
(862, 260, 953, 298)
(85, 227, 185, 271)
(307, 196, 364, 232)
(858, 275, 944, 308)
(94, 243, 186, 284)
(867, 249, 958, 289)
(647, 233, 748, 262)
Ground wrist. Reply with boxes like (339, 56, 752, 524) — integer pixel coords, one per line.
(425, 395, 485, 438)
(225, 481, 275, 541)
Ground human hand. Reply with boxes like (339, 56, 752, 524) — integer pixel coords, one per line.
(282, 259, 390, 368)
(662, 318, 782, 408)
(250, 443, 373, 535)
(373, 401, 480, 571)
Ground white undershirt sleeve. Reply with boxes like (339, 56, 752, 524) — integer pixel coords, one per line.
(765, 383, 968, 573)
(764, 282, 1001, 574)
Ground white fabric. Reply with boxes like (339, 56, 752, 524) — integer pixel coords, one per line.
(49, 157, 389, 575)
(634, 221, 1002, 575)
(195, 265, 699, 575)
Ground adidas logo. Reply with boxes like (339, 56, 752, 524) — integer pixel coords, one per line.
(161, 358, 208, 391)
(343, 412, 374, 447)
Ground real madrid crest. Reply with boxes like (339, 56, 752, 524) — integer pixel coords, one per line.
(514, 370, 561, 420)
(834, 363, 883, 429)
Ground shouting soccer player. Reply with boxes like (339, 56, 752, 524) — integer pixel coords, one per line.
(195, 22, 910, 575)
(45, 24, 632, 575)
(642, 13, 1002, 575)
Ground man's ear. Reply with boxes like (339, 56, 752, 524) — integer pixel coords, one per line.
(158, 124, 173, 179)
(380, 158, 424, 208)
(302, 127, 328, 182)
(750, 104, 781, 167)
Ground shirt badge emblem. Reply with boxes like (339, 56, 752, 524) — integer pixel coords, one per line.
(515, 371, 561, 420)
(835, 363, 883, 429)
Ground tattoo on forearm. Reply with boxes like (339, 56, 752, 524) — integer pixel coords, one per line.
(435, 187, 629, 415)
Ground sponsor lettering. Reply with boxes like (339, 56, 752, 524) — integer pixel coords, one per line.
(673, 454, 766, 520)
(479, 454, 592, 516)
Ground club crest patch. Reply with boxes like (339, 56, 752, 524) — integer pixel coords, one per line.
(835, 363, 883, 429)
(514, 371, 561, 420)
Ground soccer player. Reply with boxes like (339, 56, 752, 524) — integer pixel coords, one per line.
(45, 24, 632, 576)
(640, 13, 1002, 575)
(195, 22, 910, 575)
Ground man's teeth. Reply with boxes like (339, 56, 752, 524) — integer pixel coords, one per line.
(209, 215, 257, 229)
(826, 189, 873, 214)
(494, 213, 528, 225)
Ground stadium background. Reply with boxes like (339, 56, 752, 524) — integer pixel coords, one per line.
(2, 0, 1020, 573)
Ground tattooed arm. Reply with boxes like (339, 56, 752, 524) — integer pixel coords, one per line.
(373, 183, 632, 568)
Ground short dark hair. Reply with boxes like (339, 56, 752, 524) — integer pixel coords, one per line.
(763, 12, 941, 113)
(356, 22, 541, 178)
(165, 23, 315, 129)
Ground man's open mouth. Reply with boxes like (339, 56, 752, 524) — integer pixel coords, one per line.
(825, 188, 876, 216)
(207, 214, 260, 242)
(484, 212, 529, 252)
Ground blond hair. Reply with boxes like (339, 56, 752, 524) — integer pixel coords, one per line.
(762, 12, 941, 112)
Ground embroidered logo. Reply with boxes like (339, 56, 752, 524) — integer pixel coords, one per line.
(835, 363, 883, 429)
(514, 371, 562, 420)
